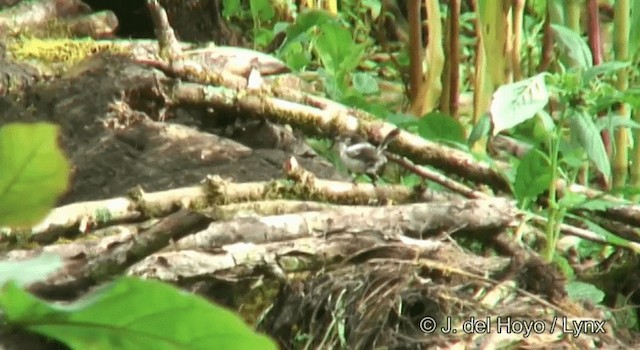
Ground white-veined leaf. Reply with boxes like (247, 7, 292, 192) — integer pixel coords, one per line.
(490, 73, 550, 135)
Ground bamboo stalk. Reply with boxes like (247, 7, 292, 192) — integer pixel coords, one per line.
(612, 0, 630, 190)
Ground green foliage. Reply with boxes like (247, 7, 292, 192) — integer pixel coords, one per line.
(612, 293, 639, 330)
(582, 61, 630, 83)
(568, 110, 610, 178)
(0, 122, 70, 227)
(249, 0, 275, 22)
(222, 0, 241, 17)
(494, 53, 640, 260)
(526, 0, 548, 19)
(279, 10, 335, 51)
(467, 114, 491, 146)
(274, 9, 395, 117)
(565, 281, 605, 304)
(221, 0, 278, 48)
(571, 216, 639, 251)
(315, 22, 366, 95)
(553, 254, 575, 280)
(386, 112, 422, 130)
(0, 253, 63, 287)
(513, 149, 552, 208)
(0, 277, 277, 350)
(0, 122, 275, 350)
(278, 42, 311, 71)
(550, 24, 592, 69)
(596, 113, 640, 132)
(351, 72, 379, 95)
(418, 112, 466, 145)
(630, 2, 640, 58)
(489, 73, 550, 136)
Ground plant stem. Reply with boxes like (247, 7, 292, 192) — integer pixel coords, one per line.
(544, 129, 562, 262)
(612, 0, 630, 189)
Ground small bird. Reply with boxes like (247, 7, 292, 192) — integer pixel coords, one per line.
(336, 128, 401, 184)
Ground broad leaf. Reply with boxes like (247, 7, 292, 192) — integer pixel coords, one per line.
(401, 174, 423, 187)
(531, 112, 555, 145)
(553, 255, 575, 280)
(386, 112, 420, 129)
(573, 215, 636, 250)
(490, 73, 550, 135)
(351, 72, 379, 95)
(582, 61, 630, 83)
(577, 198, 621, 211)
(279, 41, 311, 70)
(221, 0, 241, 17)
(467, 114, 491, 146)
(537, 110, 556, 132)
(551, 24, 593, 69)
(0, 253, 63, 287)
(0, 277, 277, 350)
(418, 112, 466, 144)
(621, 88, 640, 109)
(569, 111, 611, 178)
(280, 9, 335, 50)
(613, 293, 639, 329)
(596, 114, 640, 131)
(566, 281, 605, 304)
(558, 138, 586, 169)
(513, 149, 552, 205)
(249, 0, 274, 21)
(557, 192, 587, 210)
(315, 22, 364, 79)
(547, 0, 565, 24)
(0, 123, 70, 227)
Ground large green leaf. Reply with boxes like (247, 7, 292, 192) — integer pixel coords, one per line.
(582, 61, 630, 83)
(490, 73, 550, 135)
(418, 112, 466, 144)
(315, 22, 365, 79)
(351, 72, 379, 95)
(569, 111, 611, 178)
(576, 215, 638, 249)
(0, 253, 63, 287)
(566, 281, 605, 304)
(0, 277, 277, 350)
(0, 123, 70, 227)
(249, 0, 275, 22)
(513, 149, 552, 205)
(550, 24, 593, 69)
(221, 0, 241, 17)
(596, 113, 640, 131)
(280, 9, 335, 51)
(467, 114, 491, 146)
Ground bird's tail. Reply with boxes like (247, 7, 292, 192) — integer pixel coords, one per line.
(379, 128, 401, 150)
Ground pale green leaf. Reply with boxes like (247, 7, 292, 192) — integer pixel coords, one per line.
(0, 253, 63, 287)
(0, 277, 277, 350)
(490, 73, 550, 135)
(569, 111, 611, 178)
(551, 24, 593, 69)
(513, 149, 552, 205)
(0, 123, 70, 227)
(566, 281, 605, 304)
